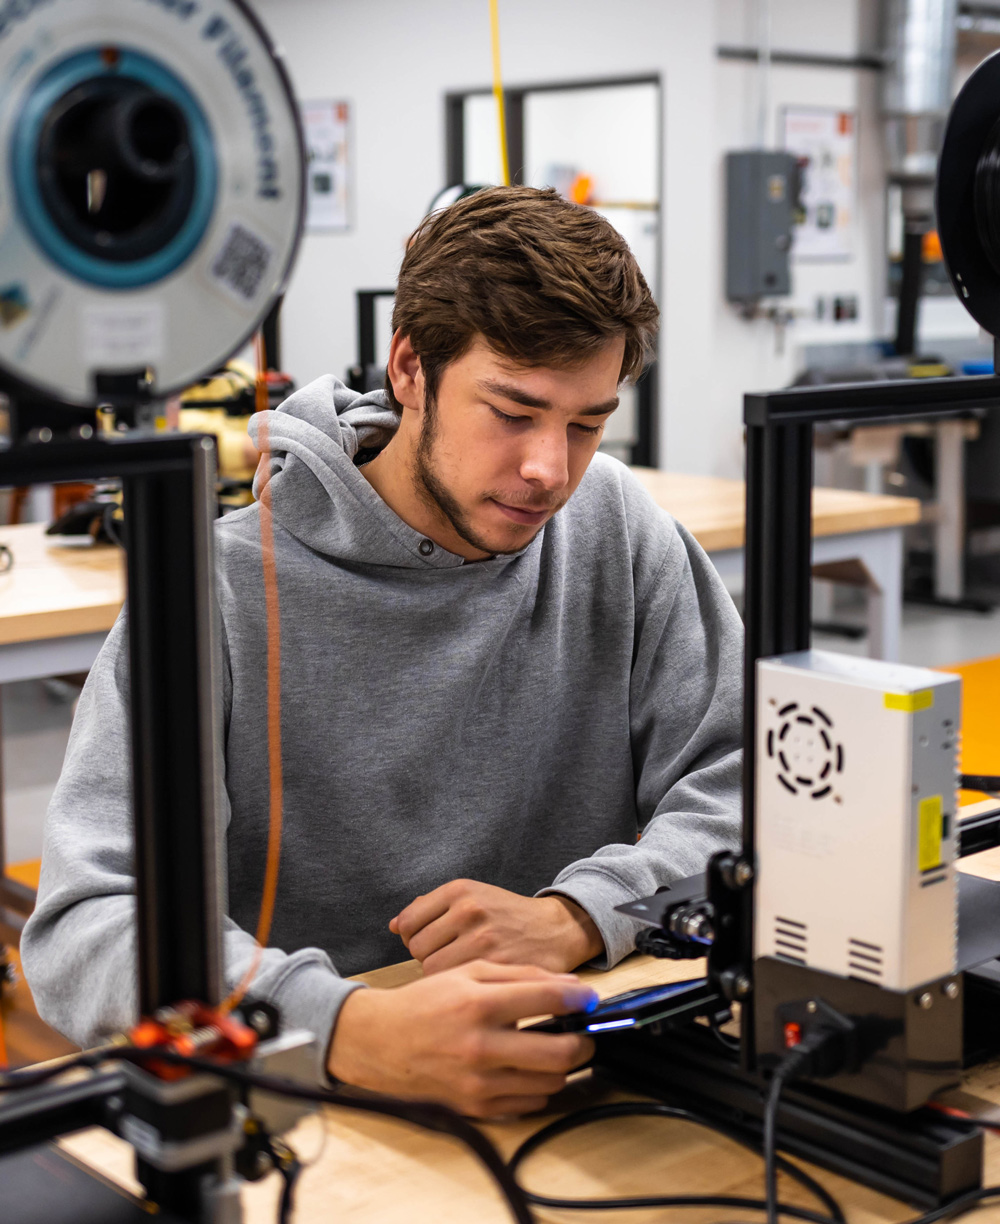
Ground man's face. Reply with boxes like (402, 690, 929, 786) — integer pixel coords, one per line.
(412, 337, 625, 558)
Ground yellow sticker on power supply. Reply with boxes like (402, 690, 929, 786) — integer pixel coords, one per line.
(885, 689, 934, 713)
(918, 795, 944, 872)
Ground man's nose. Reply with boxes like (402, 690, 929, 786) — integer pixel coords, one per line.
(520, 430, 569, 491)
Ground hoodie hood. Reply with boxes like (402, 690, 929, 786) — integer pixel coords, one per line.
(247, 375, 474, 569)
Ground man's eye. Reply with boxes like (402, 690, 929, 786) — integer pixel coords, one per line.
(573, 422, 603, 436)
(490, 406, 527, 425)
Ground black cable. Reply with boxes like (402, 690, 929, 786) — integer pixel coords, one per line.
(961, 774, 1000, 797)
(905, 1187, 1000, 1224)
(763, 1034, 847, 1224)
(0, 1048, 106, 1089)
(709, 1013, 742, 1052)
(264, 1134, 301, 1224)
(507, 1101, 844, 1224)
(764, 1059, 793, 1224)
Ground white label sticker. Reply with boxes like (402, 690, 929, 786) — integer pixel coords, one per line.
(82, 302, 166, 368)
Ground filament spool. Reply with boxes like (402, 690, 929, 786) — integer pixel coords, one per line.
(0, 0, 304, 407)
(938, 49, 1000, 338)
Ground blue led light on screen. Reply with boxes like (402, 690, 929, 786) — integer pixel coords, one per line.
(585, 1018, 637, 1033)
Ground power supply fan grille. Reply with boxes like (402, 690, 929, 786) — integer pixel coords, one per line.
(766, 702, 844, 799)
(847, 938, 883, 981)
(774, 916, 807, 964)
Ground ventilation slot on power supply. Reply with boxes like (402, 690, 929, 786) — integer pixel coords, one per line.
(848, 938, 884, 982)
(767, 703, 843, 798)
(774, 917, 807, 965)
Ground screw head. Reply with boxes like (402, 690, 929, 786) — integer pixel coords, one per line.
(806, 1000, 818, 1014)
(733, 973, 751, 999)
(733, 860, 754, 887)
(918, 991, 933, 1010)
(944, 980, 960, 999)
(248, 1009, 270, 1035)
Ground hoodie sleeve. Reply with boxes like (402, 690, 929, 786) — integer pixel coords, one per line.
(538, 500, 743, 969)
(19, 614, 362, 1082)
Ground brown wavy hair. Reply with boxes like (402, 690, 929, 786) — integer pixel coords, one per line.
(387, 185, 659, 410)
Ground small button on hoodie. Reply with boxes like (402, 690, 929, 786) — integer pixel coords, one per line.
(418, 539, 434, 556)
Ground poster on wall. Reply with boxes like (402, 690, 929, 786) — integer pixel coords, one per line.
(302, 99, 351, 231)
(780, 106, 857, 262)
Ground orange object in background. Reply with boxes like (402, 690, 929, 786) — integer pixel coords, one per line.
(923, 230, 943, 262)
(938, 655, 1000, 803)
(569, 173, 594, 205)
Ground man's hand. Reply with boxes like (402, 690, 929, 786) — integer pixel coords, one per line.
(327, 960, 597, 1117)
(389, 880, 605, 975)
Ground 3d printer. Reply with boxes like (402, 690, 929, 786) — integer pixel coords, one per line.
(591, 46, 1000, 1215)
(5, 2, 1000, 1222)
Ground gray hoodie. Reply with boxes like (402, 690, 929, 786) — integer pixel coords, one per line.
(21, 376, 743, 1077)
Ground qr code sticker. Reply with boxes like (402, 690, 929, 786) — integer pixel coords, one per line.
(210, 223, 273, 303)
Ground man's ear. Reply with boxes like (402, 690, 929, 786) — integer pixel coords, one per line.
(386, 331, 424, 414)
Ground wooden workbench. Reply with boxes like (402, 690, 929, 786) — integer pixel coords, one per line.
(631, 468, 922, 554)
(55, 817, 1000, 1223)
(0, 521, 123, 647)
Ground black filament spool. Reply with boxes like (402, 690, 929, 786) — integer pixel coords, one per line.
(974, 112, 1000, 278)
(937, 48, 1000, 337)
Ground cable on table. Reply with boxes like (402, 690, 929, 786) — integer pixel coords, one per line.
(507, 1100, 844, 1223)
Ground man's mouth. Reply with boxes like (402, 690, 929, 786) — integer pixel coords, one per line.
(489, 499, 553, 526)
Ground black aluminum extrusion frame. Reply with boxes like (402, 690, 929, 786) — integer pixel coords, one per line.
(0, 430, 224, 1220)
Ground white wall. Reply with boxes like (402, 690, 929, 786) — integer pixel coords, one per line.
(708, 0, 884, 475)
(252, 0, 907, 478)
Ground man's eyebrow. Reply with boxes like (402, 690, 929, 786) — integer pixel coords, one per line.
(478, 379, 619, 416)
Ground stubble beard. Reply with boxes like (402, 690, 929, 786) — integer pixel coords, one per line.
(413, 396, 547, 557)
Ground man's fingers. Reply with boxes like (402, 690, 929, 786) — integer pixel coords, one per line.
(407, 911, 466, 964)
(482, 979, 599, 1027)
(485, 1029, 595, 1074)
(463, 960, 576, 985)
(421, 938, 477, 976)
(392, 885, 455, 943)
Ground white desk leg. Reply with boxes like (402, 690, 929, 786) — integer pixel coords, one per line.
(810, 529, 904, 662)
(861, 529, 903, 662)
(935, 420, 966, 602)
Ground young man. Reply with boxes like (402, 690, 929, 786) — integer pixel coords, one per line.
(22, 187, 743, 1119)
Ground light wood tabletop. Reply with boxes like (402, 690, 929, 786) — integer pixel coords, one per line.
(0, 476, 919, 651)
(55, 820, 1000, 1224)
(631, 468, 922, 553)
(0, 522, 123, 647)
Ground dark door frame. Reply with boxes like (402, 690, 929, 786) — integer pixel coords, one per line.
(444, 74, 662, 468)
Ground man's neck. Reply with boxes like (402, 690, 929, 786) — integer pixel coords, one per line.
(358, 431, 489, 561)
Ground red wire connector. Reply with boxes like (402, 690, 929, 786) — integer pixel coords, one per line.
(130, 1001, 258, 1081)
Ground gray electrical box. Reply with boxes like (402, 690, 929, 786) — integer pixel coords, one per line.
(725, 150, 798, 302)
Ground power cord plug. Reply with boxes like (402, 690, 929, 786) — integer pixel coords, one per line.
(774, 997, 876, 1078)
(764, 1018, 859, 1224)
